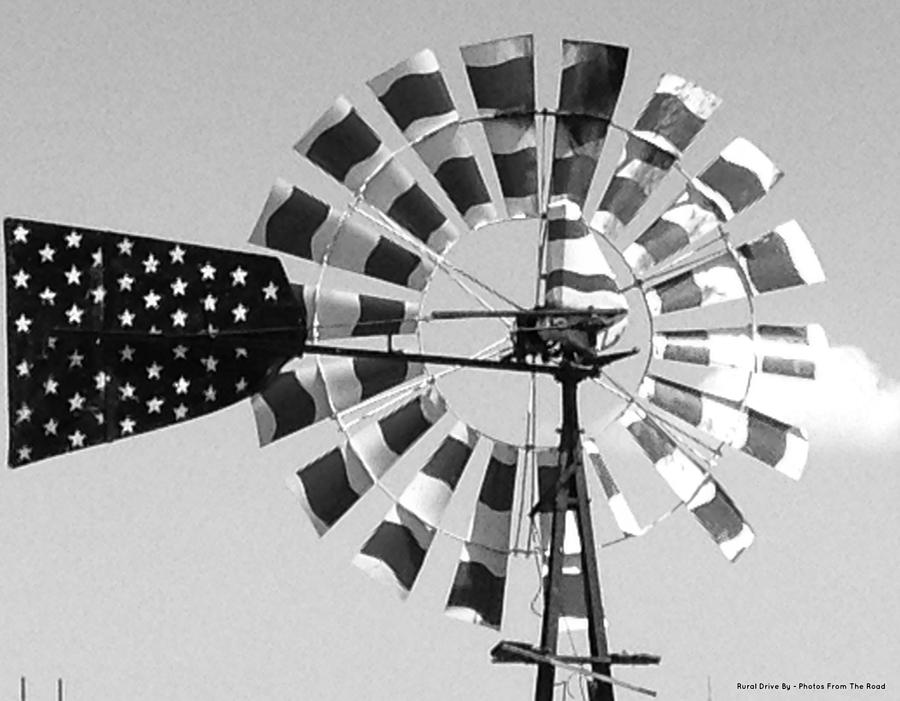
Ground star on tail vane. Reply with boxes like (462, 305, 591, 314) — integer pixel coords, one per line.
(4, 218, 307, 467)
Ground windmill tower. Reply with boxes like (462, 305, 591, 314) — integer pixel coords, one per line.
(4, 34, 825, 699)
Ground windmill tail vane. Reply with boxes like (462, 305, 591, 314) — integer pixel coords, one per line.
(5, 30, 827, 701)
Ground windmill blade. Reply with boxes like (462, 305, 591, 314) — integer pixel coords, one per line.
(737, 220, 825, 293)
(639, 375, 808, 479)
(304, 286, 419, 341)
(353, 420, 479, 597)
(624, 138, 782, 276)
(295, 97, 462, 254)
(445, 441, 518, 630)
(481, 118, 539, 219)
(251, 179, 434, 291)
(251, 356, 329, 447)
(288, 386, 446, 535)
(652, 323, 827, 379)
(254, 284, 422, 443)
(368, 49, 500, 230)
(288, 442, 371, 536)
(367, 48, 460, 144)
(592, 74, 721, 238)
(620, 405, 754, 561)
(581, 437, 647, 537)
(461, 34, 538, 218)
(543, 202, 628, 318)
(5, 218, 305, 467)
(318, 354, 425, 416)
(644, 220, 825, 315)
(551, 39, 629, 211)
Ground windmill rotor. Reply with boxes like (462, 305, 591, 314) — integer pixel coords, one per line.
(3, 32, 826, 701)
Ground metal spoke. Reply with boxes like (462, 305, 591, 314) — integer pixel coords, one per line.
(335, 337, 511, 429)
(329, 336, 537, 555)
(357, 206, 522, 323)
(592, 373, 722, 466)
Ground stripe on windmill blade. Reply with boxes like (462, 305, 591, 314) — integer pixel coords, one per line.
(460, 34, 535, 114)
(362, 154, 461, 254)
(367, 49, 459, 143)
(482, 117, 539, 218)
(592, 74, 720, 239)
(353, 420, 478, 597)
(288, 442, 372, 536)
(551, 40, 629, 211)
(317, 354, 425, 415)
(633, 74, 722, 152)
(304, 286, 420, 340)
(251, 356, 329, 447)
(581, 437, 647, 537)
(620, 406, 754, 561)
(551, 117, 611, 213)
(736, 220, 825, 293)
(5, 218, 305, 468)
(644, 220, 824, 315)
(295, 97, 462, 255)
(644, 252, 744, 315)
(542, 203, 628, 350)
(623, 138, 782, 275)
(756, 324, 827, 377)
(461, 35, 538, 219)
(250, 180, 434, 291)
(347, 385, 446, 477)
(296, 96, 389, 191)
(368, 50, 500, 230)
(414, 124, 500, 229)
(445, 441, 518, 630)
(558, 40, 629, 117)
(639, 375, 809, 479)
(544, 202, 626, 309)
(652, 323, 827, 379)
(289, 386, 446, 535)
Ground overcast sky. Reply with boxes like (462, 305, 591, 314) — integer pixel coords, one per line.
(2, 1, 898, 699)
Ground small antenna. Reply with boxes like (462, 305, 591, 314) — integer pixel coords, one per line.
(58, 678, 64, 701)
(20, 676, 26, 701)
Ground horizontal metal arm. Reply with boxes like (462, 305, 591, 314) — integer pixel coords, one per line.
(428, 308, 627, 322)
(304, 343, 558, 375)
(490, 642, 657, 697)
(492, 641, 660, 667)
(305, 344, 638, 378)
(48, 327, 637, 378)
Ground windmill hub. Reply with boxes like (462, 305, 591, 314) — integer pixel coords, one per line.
(509, 306, 629, 365)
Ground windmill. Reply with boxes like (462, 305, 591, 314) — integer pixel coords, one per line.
(4, 34, 825, 699)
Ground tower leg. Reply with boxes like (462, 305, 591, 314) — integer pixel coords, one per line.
(534, 369, 614, 701)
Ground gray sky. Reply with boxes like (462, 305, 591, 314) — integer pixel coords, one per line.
(2, 1, 898, 699)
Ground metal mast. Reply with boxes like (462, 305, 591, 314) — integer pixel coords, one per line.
(534, 364, 613, 701)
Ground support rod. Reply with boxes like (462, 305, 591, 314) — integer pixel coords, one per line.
(305, 343, 560, 376)
(429, 308, 627, 322)
(305, 344, 637, 377)
(534, 386, 572, 699)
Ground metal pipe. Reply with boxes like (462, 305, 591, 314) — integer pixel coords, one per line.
(429, 308, 627, 321)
